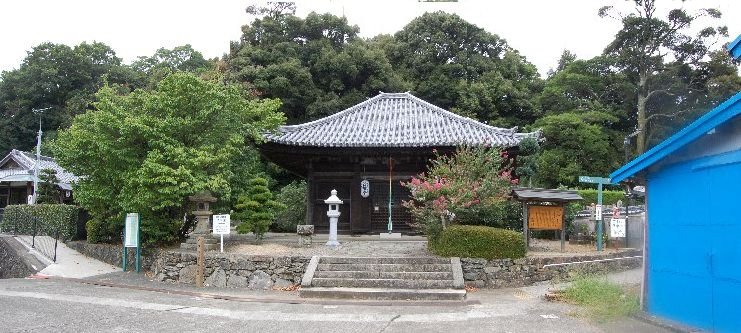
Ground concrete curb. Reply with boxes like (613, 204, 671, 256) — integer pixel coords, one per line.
(301, 256, 320, 287)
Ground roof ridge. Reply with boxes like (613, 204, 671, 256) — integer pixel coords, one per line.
(279, 93, 388, 132)
(402, 93, 517, 134)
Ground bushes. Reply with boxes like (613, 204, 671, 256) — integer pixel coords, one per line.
(456, 200, 523, 231)
(429, 225, 525, 259)
(577, 189, 625, 206)
(1, 204, 81, 241)
(272, 180, 307, 232)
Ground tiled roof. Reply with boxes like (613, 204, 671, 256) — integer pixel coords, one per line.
(265, 92, 539, 147)
(511, 188, 584, 202)
(0, 149, 78, 184)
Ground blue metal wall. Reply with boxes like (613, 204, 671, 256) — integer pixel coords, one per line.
(646, 149, 741, 332)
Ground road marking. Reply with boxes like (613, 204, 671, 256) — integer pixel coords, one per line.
(0, 289, 510, 323)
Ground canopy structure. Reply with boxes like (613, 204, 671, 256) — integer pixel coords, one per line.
(261, 92, 540, 234)
(511, 187, 583, 252)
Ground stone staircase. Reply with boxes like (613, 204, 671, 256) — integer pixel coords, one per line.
(299, 256, 466, 300)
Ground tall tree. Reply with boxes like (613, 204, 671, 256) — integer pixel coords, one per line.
(385, 11, 542, 126)
(599, 0, 729, 154)
(130, 44, 213, 89)
(53, 73, 284, 245)
(227, 9, 406, 123)
(0, 42, 136, 154)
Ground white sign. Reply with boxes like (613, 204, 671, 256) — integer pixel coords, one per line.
(360, 179, 370, 198)
(595, 205, 603, 221)
(124, 213, 139, 248)
(610, 218, 626, 238)
(213, 214, 231, 235)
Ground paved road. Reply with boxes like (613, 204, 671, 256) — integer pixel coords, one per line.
(0, 274, 669, 333)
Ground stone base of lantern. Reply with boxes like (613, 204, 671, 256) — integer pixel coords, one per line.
(379, 232, 401, 239)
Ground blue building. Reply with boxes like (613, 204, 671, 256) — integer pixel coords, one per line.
(610, 38, 741, 332)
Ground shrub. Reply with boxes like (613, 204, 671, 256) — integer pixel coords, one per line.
(577, 189, 626, 206)
(457, 200, 523, 231)
(429, 225, 525, 259)
(272, 180, 307, 232)
(235, 177, 285, 239)
(402, 145, 515, 235)
(1, 204, 81, 241)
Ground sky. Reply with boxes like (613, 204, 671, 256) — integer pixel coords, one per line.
(1, 0, 739, 77)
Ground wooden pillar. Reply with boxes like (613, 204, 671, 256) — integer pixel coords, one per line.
(560, 203, 566, 252)
(305, 162, 314, 225)
(522, 202, 529, 249)
(351, 163, 362, 233)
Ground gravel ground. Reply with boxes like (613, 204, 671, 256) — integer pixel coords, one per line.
(226, 238, 621, 258)
(228, 240, 432, 257)
(528, 239, 621, 256)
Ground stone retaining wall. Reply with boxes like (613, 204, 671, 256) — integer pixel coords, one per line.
(153, 251, 311, 289)
(0, 235, 38, 278)
(66, 240, 157, 270)
(461, 249, 642, 288)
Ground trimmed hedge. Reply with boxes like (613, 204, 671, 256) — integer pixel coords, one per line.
(1, 204, 81, 241)
(577, 189, 626, 206)
(429, 225, 526, 259)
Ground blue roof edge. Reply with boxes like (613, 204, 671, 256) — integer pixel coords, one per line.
(728, 34, 741, 60)
(610, 92, 741, 183)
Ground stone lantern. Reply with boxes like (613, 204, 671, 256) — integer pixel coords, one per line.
(324, 189, 343, 247)
(180, 190, 218, 251)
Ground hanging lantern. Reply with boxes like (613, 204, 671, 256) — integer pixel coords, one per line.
(360, 179, 370, 198)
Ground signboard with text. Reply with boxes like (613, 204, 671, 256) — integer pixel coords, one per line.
(124, 213, 139, 248)
(527, 205, 564, 230)
(610, 218, 626, 238)
(213, 214, 231, 235)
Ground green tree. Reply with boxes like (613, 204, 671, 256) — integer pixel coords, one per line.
(532, 113, 615, 188)
(130, 45, 213, 89)
(272, 180, 308, 232)
(385, 11, 542, 126)
(234, 177, 285, 239)
(0, 42, 136, 154)
(52, 73, 284, 245)
(226, 10, 406, 123)
(36, 168, 60, 204)
(599, 0, 729, 154)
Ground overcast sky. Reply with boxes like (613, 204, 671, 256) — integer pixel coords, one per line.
(1, 0, 738, 77)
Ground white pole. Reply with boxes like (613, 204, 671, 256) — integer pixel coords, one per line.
(220, 233, 224, 253)
(31, 107, 51, 205)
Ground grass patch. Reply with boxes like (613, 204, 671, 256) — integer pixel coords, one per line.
(561, 276, 640, 322)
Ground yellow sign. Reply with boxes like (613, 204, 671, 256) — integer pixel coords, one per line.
(528, 205, 564, 230)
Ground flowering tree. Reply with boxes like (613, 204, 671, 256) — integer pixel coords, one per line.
(401, 146, 517, 237)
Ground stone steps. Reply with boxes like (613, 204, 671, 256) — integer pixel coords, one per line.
(313, 270, 453, 280)
(317, 263, 452, 272)
(300, 256, 465, 301)
(300, 287, 466, 301)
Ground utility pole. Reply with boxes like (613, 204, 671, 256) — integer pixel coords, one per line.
(31, 107, 52, 205)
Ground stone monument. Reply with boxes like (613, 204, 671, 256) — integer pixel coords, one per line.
(181, 190, 218, 251)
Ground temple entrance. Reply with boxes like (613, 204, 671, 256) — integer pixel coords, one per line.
(368, 179, 414, 234)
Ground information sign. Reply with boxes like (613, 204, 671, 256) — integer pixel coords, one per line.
(595, 205, 603, 221)
(124, 213, 140, 248)
(610, 218, 626, 238)
(213, 214, 231, 235)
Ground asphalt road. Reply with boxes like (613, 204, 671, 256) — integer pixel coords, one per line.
(0, 275, 667, 333)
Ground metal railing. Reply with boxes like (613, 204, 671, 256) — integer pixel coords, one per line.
(4, 212, 61, 263)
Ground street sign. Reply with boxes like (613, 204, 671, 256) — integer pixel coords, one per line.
(124, 213, 139, 248)
(578, 176, 611, 184)
(610, 218, 626, 238)
(213, 214, 231, 235)
(595, 205, 603, 221)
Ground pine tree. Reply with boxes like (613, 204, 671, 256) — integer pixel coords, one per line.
(234, 178, 285, 240)
(36, 168, 60, 204)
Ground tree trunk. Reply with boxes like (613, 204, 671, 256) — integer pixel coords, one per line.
(636, 72, 648, 154)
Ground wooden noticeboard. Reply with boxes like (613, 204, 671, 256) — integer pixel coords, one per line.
(527, 205, 564, 230)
